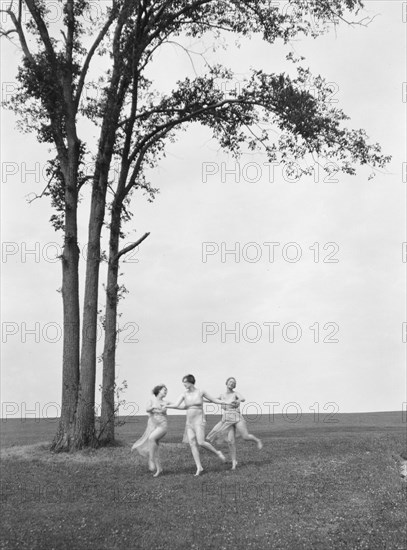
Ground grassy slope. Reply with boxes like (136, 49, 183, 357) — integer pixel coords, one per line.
(0, 413, 406, 550)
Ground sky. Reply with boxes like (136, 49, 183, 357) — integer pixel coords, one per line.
(1, 1, 406, 421)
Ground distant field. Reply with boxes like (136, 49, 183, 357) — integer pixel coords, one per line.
(1, 411, 405, 448)
(1, 412, 406, 550)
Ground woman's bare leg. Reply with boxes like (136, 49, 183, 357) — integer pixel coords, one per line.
(153, 445, 162, 477)
(236, 420, 262, 449)
(195, 425, 225, 462)
(228, 428, 237, 469)
(148, 426, 166, 474)
(189, 439, 204, 476)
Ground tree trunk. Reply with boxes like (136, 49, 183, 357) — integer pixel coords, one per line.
(51, 164, 80, 452)
(73, 181, 106, 449)
(99, 204, 121, 444)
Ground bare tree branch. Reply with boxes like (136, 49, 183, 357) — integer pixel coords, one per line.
(0, 27, 18, 37)
(74, 7, 119, 110)
(115, 232, 150, 261)
(26, 173, 55, 204)
(1, 4, 34, 63)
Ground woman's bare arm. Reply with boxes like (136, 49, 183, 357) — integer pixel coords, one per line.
(145, 398, 156, 414)
(202, 390, 227, 405)
(165, 394, 185, 409)
(203, 395, 221, 402)
(236, 392, 245, 402)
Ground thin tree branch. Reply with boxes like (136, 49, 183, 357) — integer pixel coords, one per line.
(26, 173, 55, 203)
(1, 5, 34, 63)
(146, 0, 214, 44)
(326, 6, 378, 27)
(74, 7, 119, 110)
(0, 27, 18, 37)
(115, 232, 150, 261)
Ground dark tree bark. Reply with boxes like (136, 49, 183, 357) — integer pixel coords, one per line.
(73, 182, 105, 448)
(51, 166, 80, 451)
(99, 203, 121, 444)
(99, 211, 149, 444)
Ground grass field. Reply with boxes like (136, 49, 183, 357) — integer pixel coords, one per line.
(1, 412, 406, 549)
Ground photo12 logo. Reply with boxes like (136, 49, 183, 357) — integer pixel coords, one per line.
(1, 160, 123, 186)
(208, 1, 337, 39)
(1, 241, 140, 264)
(201, 321, 339, 344)
(203, 401, 340, 424)
(1, 400, 140, 421)
(1, 321, 140, 344)
(201, 160, 340, 184)
(0, 481, 138, 504)
(0, 1, 105, 26)
(202, 241, 339, 264)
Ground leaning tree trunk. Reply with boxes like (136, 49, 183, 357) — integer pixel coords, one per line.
(99, 203, 121, 444)
(51, 165, 80, 452)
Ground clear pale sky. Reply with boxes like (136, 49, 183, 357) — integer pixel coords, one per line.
(1, 1, 406, 420)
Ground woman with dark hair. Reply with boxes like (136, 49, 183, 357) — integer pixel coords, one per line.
(166, 374, 228, 476)
(131, 384, 169, 477)
(207, 377, 263, 470)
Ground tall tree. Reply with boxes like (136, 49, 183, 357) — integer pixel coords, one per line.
(1, 0, 390, 450)
(97, 1, 391, 442)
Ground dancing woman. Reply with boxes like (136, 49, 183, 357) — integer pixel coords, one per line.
(166, 374, 228, 476)
(131, 384, 169, 477)
(207, 377, 263, 470)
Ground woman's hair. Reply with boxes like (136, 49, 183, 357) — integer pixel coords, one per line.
(226, 377, 236, 385)
(152, 384, 166, 396)
(182, 374, 195, 384)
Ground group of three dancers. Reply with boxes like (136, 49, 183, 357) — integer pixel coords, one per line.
(131, 374, 263, 477)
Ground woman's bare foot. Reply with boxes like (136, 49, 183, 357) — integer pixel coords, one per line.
(217, 451, 226, 462)
(257, 440, 263, 450)
(194, 467, 204, 476)
(148, 459, 155, 472)
(153, 469, 163, 477)
(231, 460, 238, 470)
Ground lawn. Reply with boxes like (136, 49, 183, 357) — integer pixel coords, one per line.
(1, 412, 406, 550)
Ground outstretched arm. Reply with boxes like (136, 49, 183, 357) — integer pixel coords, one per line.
(165, 395, 185, 409)
(203, 395, 221, 402)
(202, 390, 227, 405)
